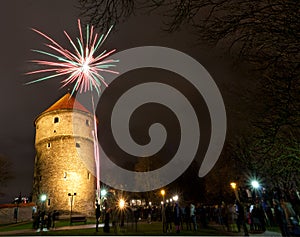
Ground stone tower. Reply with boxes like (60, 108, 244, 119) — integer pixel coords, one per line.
(32, 93, 96, 216)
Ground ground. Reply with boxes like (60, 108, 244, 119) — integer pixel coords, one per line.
(0, 218, 282, 236)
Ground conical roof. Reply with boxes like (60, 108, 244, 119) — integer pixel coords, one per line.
(43, 93, 90, 114)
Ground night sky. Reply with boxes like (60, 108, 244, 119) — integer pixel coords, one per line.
(0, 1, 256, 203)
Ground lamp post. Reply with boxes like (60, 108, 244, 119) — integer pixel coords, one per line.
(100, 189, 107, 212)
(160, 189, 165, 204)
(119, 198, 125, 227)
(39, 194, 47, 230)
(40, 194, 47, 210)
(68, 193, 76, 224)
(160, 189, 166, 233)
(230, 182, 240, 201)
(251, 180, 260, 202)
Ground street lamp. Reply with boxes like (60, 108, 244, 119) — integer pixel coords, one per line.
(160, 189, 165, 204)
(40, 194, 47, 211)
(230, 182, 237, 190)
(119, 198, 125, 210)
(173, 195, 179, 202)
(101, 189, 107, 197)
(230, 182, 239, 201)
(160, 190, 166, 233)
(251, 180, 260, 189)
(119, 198, 126, 227)
(251, 180, 260, 202)
(40, 194, 47, 202)
(68, 193, 76, 224)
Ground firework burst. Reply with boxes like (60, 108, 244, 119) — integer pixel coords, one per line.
(26, 19, 119, 95)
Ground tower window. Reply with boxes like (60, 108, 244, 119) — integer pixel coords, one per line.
(86, 119, 90, 126)
(54, 130, 56, 133)
(87, 172, 90, 180)
(47, 143, 51, 148)
(54, 117, 59, 123)
(76, 143, 80, 148)
(64, 172, 67, 179)
(48, 199, 51, 206)
(39, 176, 42, 181)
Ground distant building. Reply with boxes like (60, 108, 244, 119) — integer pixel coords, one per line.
(32, 93, 96, 216)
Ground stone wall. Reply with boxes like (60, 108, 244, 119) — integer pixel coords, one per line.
(0, 204, 36, 225)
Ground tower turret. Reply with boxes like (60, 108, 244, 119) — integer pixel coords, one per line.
(32, 93, 96, 216)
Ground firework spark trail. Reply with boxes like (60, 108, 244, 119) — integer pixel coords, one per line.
(26, 19, 119, 96)
(92, 95, 101, 198)
(26, 19, 118, 201)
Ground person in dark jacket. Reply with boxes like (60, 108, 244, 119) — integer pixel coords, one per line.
(235, 200, 249, 236)
(174, 203, 182, 233)
(165, 203, 173, 232)
(273, 199, 290, 237)
(95, 201, 101, 232)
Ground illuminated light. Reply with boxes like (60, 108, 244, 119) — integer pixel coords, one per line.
(119, 198, 125, 209)
(173, 195, 179, 201)
(251, 180, 260, 189)
(161, 189, 165, 196)
(101, 189, 107, 197)
(40, 194, 47, 202)
(149, 202, 152, 206)
(161, 201, 164, 205)
(230, 182, 237, 190)
(169, 198, 173, 202)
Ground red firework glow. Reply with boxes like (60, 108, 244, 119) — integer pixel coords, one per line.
(26, 19, 118, 95)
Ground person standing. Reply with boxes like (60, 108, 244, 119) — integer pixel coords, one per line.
(273, 199, 290, 237)
(103, 200, 110, 233)
(190, 203, 197, 231)
(165, 203, 173, 232)
(161, 204, 167, 233)
(174, 203, 181, 233)
(235, 200, 249, 236)
(184, 204, 191, 230)
(95, 201, 101, 232)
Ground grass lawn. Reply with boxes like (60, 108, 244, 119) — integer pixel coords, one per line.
(0, 222, 33, 232)
(1, 221, 229, 236)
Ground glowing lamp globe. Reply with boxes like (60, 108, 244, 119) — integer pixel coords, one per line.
(251, 180, 260, 189)
(40, 194, 47, 202)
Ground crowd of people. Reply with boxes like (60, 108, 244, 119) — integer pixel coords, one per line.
(29, 195, 300, 235)
(218, 199, 300, 236)
(32, 210, 59, 231)
(109, 197, 300, 236)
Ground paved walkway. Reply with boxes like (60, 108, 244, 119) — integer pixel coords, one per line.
(0, 223, 99, 236)
(210, 223, 281, 236)
(0, 223, 282, 236)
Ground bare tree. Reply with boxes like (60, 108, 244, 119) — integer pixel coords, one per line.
(78, 0, 300, 193)
(233, 129, 300, 192)
(78, 0, 135, 31)
(78, 0, 299, 135)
